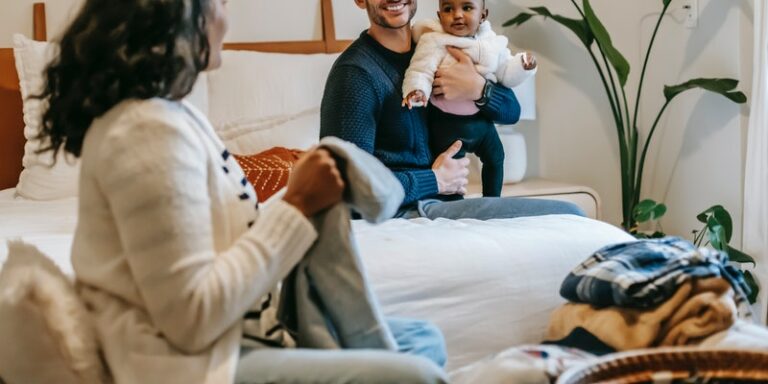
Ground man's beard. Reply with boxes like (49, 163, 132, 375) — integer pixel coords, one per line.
(366, 0, 417, 29)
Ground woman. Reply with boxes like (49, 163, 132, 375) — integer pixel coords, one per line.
(37, 0, 447, 383)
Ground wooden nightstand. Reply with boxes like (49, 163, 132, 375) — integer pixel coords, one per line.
(466, 178, 602, 220)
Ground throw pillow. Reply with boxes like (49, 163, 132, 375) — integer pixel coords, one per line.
(0, 241, 107, 384)
(234, 147, 303, 201)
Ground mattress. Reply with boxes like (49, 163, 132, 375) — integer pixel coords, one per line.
(0, 188, 634, 371)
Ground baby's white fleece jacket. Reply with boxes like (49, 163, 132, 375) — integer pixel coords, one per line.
(403, 19, 537, 99)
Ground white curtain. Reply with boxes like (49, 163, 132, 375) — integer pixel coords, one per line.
(743, 0, 768, 324)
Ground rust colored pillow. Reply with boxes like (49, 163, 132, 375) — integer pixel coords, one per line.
(234, 147, 304, 201)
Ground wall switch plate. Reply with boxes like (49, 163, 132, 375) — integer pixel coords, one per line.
(682, 0, 698, 28)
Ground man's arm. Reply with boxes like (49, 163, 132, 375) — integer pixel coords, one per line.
(320, 65, 441, 205)
(477, 81, 521, 125)
(320, 65, 378, 153)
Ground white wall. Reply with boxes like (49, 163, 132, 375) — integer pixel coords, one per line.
(486, 0, 751, 243)
(0, 0, 84, 46)
(1, 0, 753, 243)
(0, 1, 325, 46)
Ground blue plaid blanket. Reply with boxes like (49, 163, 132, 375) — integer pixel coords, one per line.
(560, 237, 751, 316)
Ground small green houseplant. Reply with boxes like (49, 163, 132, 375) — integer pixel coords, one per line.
(633, 200, 759, 303)
(506, 0, 747, 231)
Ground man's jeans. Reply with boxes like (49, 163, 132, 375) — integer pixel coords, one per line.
(397, 196, 586, 220)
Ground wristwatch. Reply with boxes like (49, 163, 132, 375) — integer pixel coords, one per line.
(474, 79, 493, 107)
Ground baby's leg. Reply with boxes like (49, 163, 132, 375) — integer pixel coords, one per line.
(430, 128, 467, 159)
(475, 128, 505, 197)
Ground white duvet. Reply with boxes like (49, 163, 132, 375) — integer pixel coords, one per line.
(0, 188, 634, 371)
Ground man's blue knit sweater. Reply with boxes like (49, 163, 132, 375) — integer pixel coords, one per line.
(320, 31, 521, 207)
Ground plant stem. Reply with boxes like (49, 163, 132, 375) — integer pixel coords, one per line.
(693, 227, 706, 246)
(572, 0, 626, 133)
(635, 99, 671, 202)
(570, 0, 585, 17)
(632, 3, 671, 149)
(572, 0, 632, 228)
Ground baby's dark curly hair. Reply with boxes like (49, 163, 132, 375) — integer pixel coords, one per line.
(37, 0, 212, 158)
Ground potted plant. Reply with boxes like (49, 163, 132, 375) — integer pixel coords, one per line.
(634, 200, 759, 303)
(505, 0, 747, 232)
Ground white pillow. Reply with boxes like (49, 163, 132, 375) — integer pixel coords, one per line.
(206, 50, 339, 154)
(13, 34, 80, 200)
(12, 34, 209, 200)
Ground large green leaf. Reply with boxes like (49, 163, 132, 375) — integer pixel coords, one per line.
(727, 245, 756, 265)
(664, 78, 748, 103)
(582, 0, 630, 86)
(711, 205, 733, 243)
(504, 7, 594, 47)
(663, 0, 672, 6)
(744, 270, 759, 304)
(706, 216, 726, 251)
(633, 199, 656, 223)
(503, 12, 534, 27)
(633, 199, 666, 223)
(697, 205, 733, 242)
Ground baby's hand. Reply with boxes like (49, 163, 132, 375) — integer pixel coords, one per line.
(402, 90, 428, 109)
(522, 52, 537, 70)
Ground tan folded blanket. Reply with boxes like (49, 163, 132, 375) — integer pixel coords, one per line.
(546, 277, 736, 351)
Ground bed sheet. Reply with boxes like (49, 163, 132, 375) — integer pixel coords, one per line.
(0, 189, 634, 371)
(0, 189, 77, 276)
(354, 215, 633, 370)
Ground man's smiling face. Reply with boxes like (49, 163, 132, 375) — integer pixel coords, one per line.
(361, 0, 418, 29)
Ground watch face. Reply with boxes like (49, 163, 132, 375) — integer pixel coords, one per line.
(476, 80, 492, 105)
(483, 81, 493, 98)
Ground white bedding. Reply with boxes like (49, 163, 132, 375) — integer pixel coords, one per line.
(0, 188, 634, 371)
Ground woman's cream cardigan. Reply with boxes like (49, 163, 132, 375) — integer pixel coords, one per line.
(72, 98, 317, 384)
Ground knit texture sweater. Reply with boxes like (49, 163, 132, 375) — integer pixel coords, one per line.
(72, 98, 317, 384)
(320, 31, 521, 207)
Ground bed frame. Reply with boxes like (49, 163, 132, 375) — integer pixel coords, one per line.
(0, 0, 353, 190)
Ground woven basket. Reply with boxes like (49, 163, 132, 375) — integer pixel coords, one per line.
(557, 348, 768, 384)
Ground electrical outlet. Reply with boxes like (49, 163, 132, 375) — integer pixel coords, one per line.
(682, 0, 698, 28)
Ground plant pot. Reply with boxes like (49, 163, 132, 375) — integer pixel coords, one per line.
(498, 127, 527, 184)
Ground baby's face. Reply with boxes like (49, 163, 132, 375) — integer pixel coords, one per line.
(437, 0, 486, 37)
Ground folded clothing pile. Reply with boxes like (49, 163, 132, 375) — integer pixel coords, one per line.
(544, 236, 752, 354)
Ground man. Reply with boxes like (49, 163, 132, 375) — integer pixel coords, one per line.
(320, 0, 583, 219)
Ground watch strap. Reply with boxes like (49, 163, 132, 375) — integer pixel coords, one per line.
(474, 79, 493, 107)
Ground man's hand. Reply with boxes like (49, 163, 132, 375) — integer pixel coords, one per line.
(522, 52, 537, 70)
(402, 90, 428, 109)
(432, 140, 469, 195)
(432, 46, 485, 102)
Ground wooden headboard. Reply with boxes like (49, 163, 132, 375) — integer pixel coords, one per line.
(0, 0, 353, 190)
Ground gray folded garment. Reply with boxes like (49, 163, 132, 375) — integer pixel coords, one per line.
(319, 136, 405, 223)
(278, 136, 404, 350)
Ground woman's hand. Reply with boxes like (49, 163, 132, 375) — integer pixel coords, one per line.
(432, 140, 469, 195)
(432, 46, 485, 102)
(283, 148, 345, 217)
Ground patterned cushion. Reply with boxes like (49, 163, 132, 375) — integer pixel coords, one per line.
(234, 147, 303, 201)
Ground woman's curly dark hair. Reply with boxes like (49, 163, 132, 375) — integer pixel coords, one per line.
(37, 0, 212, 158)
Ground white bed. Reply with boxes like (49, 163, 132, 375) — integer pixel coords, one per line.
(0, 187, 633, 371)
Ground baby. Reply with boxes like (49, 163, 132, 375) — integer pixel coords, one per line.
(402, 0, 537, 197)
